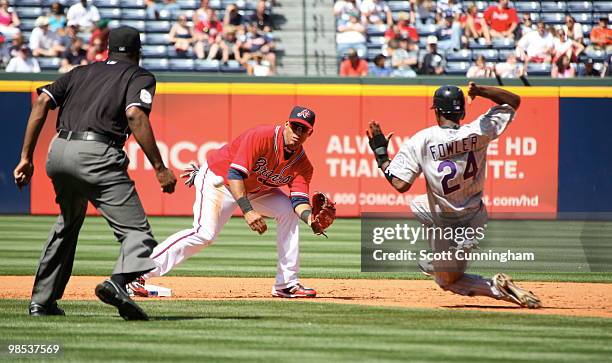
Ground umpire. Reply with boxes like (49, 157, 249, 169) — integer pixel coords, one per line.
(13, 26, 177, 321)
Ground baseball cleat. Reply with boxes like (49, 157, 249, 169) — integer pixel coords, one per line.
(417, 258, 434, 276)
(272, 283, 317, 298)
(29, 302, 65, 316)
(95, 279, 149, 321)
(493, 273, 542, 309)
(127, 276, 149, 297)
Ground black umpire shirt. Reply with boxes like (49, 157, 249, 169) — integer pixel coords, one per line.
(37, 57, 156, 140)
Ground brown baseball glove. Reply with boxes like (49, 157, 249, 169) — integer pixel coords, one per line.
(310, 192, 336, 237)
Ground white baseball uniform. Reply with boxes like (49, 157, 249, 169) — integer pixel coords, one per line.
(388, 104, 517, 299)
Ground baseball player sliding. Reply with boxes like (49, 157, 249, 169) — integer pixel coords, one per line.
(129, 106, 336, 298)
(367, 82, 542, 308)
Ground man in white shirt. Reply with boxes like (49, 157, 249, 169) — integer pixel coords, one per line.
(67, 0, 100, 31)
(516, 21, 553, 63)
(360, 0, 393, 26)
(6, 46, 40, 72)
(29, 16, 63, 57)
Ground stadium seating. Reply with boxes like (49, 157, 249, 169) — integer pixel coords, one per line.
(526, 62, 552, 75)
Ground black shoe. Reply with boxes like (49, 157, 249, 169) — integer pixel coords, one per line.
(29, 302, 65, 316)
(95, 279, 149, 321)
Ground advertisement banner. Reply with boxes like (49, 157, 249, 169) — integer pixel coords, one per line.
(30, 87, 559, 217)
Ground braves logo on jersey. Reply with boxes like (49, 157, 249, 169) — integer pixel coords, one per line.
(252, 157, 294, 187)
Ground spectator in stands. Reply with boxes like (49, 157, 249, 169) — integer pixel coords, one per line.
(369, 54, 392, 76)
(483, 0, 518, 40)
(494, 53, 524, 78)
(169, 14, 195, 58)
(436, 0, 462, 22)
(224, 4, 243, 26)
(241, 22, 276, 74)
(246, 52, 271, 76)
(552, 27, 583, 63)
(419, 35, 444, 74)
(517, 13, 535, 39)
(578, 58, 603, 78)
(360, 0, 393, 27)
(0, 0, 20, 40)
(192, 0, 210, 24)
(414, 0, 435, 26)
(29, 16, 63, 57)
(551, 54, 575, 78)
(67, 0, 100, 32)
(251, 0, 273, 31)
(466, 55, 493, 77)
(339, 48, 368, 76)
(7, 33, 25, 60)
(336, 11, 367, 57)
(57, 24, 78, 53)
(333, 0, 359, 24)
(395, 12, 419, 42)
(587, 17, 612, 54)
(460, 3, 490, 46)
(48, 2, 67, 32)
(435, 15, 461, 51)
(516, 21, 553, 64)
(391, 38, 418, 77)
(147, 0, 181, 21)
(6, 45, 39, 72)
(194, 8, 223, 58)
(563, 15, 583, 44)
(59, 37, 87, 73)
(208, 26, 240, 64)
(89, 19, 110, 50)
(86, 36, 107, 62)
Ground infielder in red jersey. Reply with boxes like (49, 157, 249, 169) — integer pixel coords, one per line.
(129, 106, 320, 298)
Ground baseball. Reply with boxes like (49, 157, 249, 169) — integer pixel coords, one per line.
(212, 175, 225, 187)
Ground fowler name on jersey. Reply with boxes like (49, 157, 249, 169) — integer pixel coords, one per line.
(429, 134, 479, 161)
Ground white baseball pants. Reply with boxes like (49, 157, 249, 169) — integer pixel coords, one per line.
(144, 164, 301, 289)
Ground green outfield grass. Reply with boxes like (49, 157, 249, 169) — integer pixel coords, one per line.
(0, 216, 610, 282)
(1, 299, 612, 362)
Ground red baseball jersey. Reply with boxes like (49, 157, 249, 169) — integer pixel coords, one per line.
(207, 124, 313, 198)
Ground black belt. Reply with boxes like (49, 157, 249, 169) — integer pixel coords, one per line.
(57, 130, 126, 147)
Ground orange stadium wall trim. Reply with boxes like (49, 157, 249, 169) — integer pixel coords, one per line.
(21, 82, 568, 217)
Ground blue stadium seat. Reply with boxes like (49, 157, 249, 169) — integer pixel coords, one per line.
(462, 1, 489, 12)
(194, 59, 220, 72)
(593, 2, 612, 12)
(593, 13, 612, 23)
(37, 57, 60, 70)
(15, 7, 43, 18)
(120, 0, 146, 9)
(498, 49, 515, 61)
(540, 13, 565, 24)
(145, 21, 172, 33)
(94, 0, 120, 8)
(514, 1, 539, 12)
(141, 58, 169, 71)
(366, 48, 382, 60)
(220, 59, 246, 73)
(444, 62, 471, 75)
(121, 8, 147, 20)
(121, 20, 145, 31)
(144, 33, 169, 45)
(571, 13, 592, 25)
(526, 63, 551, 76)
(17, 0, 41, 6)
(472, 49, 499, 61)
(99, 8, 122, 19)
(492, 38, 515, 49)
(388, 1, 411, 11)
(19, 19, 37, 31)
(169, 58, 194, 71)
(417, 23, 436, 36)
(367, 36, 385, 46)
(518, 12, 540, 22)
(108, 19, 121, 28)
(540, 1, 567, 12)
(366, 24, 387, 36)
(566, 1, 592, 12)
(167, 46, 194, 58)
(445, 49, 472, 61)
(176, 0, 198, 9)
(468, 38, 488, 49)
(209, 0, 222, 10)
(142, 45, 167, 57)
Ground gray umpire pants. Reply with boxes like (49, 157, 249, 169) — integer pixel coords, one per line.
(31, 137, 157, 306)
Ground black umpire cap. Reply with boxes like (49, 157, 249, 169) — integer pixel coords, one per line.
(108, 26, 141, 54)
(288, 106, 315, 130)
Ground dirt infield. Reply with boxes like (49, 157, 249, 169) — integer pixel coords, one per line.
(3, 276, 611, 318)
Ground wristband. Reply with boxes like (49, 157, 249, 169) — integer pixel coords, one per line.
(237, 197, 253, 214)
(300, 210, 312, 224)
(373, 147, 389, 168)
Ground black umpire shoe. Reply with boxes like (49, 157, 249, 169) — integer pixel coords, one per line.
(95, 279, 149, 321)
(29, 302, 65, 316)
